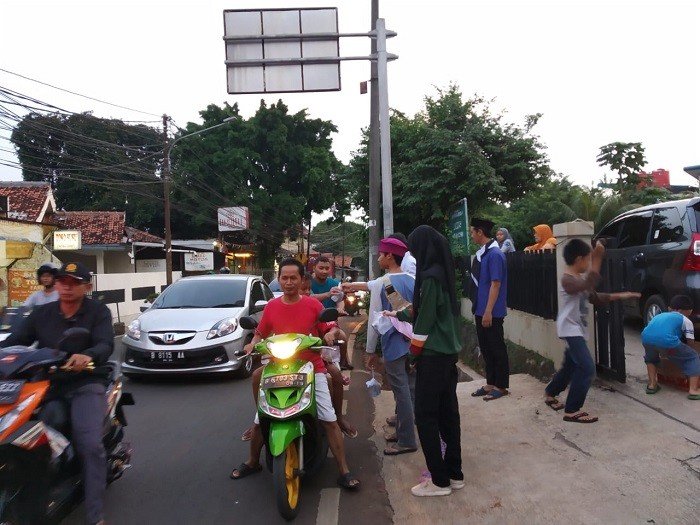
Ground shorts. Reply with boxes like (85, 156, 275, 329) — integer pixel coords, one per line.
(643, 342, 700, 377)
(254, 373, 337, 424)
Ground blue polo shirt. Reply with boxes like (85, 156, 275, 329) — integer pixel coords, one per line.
(475, 245, 507, 318)
(311, 277, 341, 309)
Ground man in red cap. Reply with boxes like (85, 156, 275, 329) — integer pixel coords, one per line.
(344, 237, 418, 455)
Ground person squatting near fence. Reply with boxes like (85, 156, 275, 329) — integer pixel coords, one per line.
(524, 224, 557, 252)
(469, 218, 511, 401)
(641, 295, 700, 400)
(343, 237, 418, 456)
(389, 225, 463, 497)
(544, 239, 640, 422)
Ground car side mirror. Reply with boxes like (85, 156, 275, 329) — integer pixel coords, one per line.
(240, 316, 258, 330)
(140, 305, 149, 313)
(319, 308, 338, 323)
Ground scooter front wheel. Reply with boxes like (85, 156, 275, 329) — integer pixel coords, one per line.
(272, 438, 301, 521)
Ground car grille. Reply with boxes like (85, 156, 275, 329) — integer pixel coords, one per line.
(124, 347, 229, 369)
(147, 331, 197, 346)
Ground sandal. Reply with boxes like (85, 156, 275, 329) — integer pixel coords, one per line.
(484, 390, 509, 401)
(563, 412, 598, 424)
(646, 384, 661, 395)
(337, 472, 360, 490)
(384, 445, 418, 456)
(545, 398, 565, 411)
(230, 462, 262, 480)
(384, 432, 398, 442)
(471, 386, 490, 397)
(340, 423, 358, 439)
(688, 394, 700, 400)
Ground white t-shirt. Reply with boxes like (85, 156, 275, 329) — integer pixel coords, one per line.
(24, 289, 59, 308)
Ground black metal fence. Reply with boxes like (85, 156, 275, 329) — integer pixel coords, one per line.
(505, 250, 558, 320)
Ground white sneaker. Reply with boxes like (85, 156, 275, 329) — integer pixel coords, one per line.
(450, 479, 465, 490)
(411, 479, 452, 497)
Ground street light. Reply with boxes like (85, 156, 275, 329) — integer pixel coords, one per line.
(162, 116, 236, 285)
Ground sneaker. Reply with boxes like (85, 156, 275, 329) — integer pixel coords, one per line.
(450, 479, 466, 490)
(411, 479, 452, 497)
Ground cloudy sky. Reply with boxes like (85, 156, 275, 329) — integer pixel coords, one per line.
(1, 0, 698, 196)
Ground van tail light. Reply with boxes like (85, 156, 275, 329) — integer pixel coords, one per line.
(682, 233, 700, 271)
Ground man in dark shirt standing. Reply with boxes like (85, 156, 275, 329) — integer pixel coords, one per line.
(2, 262, 114, 525)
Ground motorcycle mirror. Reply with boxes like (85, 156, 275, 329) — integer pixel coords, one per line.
(318, 308, 338, 323)
(240, 316, 258, 330)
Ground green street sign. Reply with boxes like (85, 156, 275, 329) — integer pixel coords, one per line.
(448, 198, 470, 255)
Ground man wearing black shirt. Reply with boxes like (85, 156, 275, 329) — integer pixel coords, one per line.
(1, 262, 114, 525)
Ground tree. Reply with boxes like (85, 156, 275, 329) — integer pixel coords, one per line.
(346, 84, 550, 235)
(171, 101, 345, 267)
(11, 112, 164, 232)
(596, 142, 646, 190)
(311, 219, 367, 257)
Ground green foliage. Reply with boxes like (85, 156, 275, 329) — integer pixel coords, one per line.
(11, 112, 163, 232)
(311, 219, 367, 258)
(346, 84, 550, 234)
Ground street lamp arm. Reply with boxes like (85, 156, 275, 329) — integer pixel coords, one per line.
(169, 116, 236, 152)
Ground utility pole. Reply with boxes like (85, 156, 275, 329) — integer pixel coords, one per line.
(376, 18, 394, 237)
(368, 0, 381, 279)
(341, 219, 346, 280)
(162, 114, 173, 285)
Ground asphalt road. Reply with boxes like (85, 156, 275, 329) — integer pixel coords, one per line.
(63, 317, 392, 525)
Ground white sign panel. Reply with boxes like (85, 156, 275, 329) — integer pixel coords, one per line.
(53, 230, 82, 250)
(136, 259, 166, 273)
(218, 207, 250, 232)
(184, 252, 214, 272)
(223, 8, 341, 94)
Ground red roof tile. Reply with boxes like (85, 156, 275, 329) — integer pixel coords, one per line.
(0, 181, 55, 222)
(125, 226, 163, 244)
(54, 211, 125, 245)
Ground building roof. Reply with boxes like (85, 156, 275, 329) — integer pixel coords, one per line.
(55, 211, 126, 245)
(0, 181, 56, 222)
(125, 226, 163, 244)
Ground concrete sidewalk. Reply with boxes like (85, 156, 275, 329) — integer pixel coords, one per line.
(370, 373, 699, 524)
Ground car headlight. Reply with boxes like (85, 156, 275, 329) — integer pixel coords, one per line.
(126, 320, 141, 340)
(0, 394, 36, 433)
(267, 338, 302, 359)
(207, 317, 238, 340)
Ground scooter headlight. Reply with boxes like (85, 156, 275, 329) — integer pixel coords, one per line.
(267, 338, 302, 359)
(0, 394, 36, 433)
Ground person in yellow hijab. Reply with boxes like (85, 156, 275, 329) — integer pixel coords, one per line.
(524, 224, 557, 251)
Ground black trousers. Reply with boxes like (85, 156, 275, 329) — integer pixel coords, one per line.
(414, 354, 463, 488)
(475, 316, 510, 389)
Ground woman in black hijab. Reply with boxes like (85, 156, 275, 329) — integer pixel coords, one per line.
(393, 225, 463, 497)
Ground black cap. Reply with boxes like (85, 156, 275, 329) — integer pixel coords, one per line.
(470, 217, 495, 235)
(56, 262, 92, 283)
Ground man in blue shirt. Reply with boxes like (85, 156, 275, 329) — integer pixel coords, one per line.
(469, 218, 510, 401)
(310, 256, 342, 309)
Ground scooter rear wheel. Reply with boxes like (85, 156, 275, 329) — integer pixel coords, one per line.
(272, 439, 301, 521)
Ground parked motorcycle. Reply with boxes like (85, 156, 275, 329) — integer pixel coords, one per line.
(239, 309, 338, 521)
(0, 328, 134, 524)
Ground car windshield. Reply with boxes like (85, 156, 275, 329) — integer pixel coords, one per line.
(152, 279, 247, 309)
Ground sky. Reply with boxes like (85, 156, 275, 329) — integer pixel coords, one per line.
(1, 0, 698, 219)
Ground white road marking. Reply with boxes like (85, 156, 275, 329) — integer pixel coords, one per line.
(316, 488, 340, 525)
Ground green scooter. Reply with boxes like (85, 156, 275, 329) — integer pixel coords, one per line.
(239, 309, 337, 521)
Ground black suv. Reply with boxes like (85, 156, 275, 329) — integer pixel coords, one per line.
(595, 197, 700, 333)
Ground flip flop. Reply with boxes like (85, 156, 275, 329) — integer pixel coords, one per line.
(337, 472, 361, 490)
(563, 412, 598, 424)
(471, 387, 490, 397)
(384, 445, 418, 456)
(484, 390, 509, 401)
(646, 385, 661, 395)
(688, 394, 700, 400)
(230, 462, 262, 480)
(341, 427, 359, 439)
(384, 432, 398, 442)
(545, 398, 565, 411)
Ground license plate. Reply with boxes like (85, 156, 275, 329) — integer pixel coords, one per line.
(149, 351, 186, 362)
(262, 373, 306, 389)
(0, 380, 25, 405)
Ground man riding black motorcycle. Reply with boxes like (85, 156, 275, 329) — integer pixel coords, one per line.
(1, 262, 114, 525)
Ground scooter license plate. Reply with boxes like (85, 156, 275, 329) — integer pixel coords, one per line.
(0, 380, 25, 405)
(262, 373, 306, 389)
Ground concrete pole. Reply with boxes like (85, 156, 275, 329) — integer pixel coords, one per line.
(376, 18, 394, 237)
(368, 0, 381, 279)
(162, 114, 173, 285)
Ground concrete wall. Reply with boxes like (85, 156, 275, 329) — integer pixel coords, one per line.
(91, 271, 182, 323)
(104, 250, 134, 274)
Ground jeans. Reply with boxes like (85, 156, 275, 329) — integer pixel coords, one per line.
(475, 316, 510, 389)
(546, 337, 596, 413)
(41, 383, 107, 524)
(414, 354, 463, 488)
(384, 355, 417, 448)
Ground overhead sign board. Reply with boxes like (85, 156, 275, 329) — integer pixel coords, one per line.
(184, 252, 214, 272)
(448, 199, 470, 256)
(53, 230, 82, 251)
(218, 207, 250, 232)
(223, 8, 341, 94)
